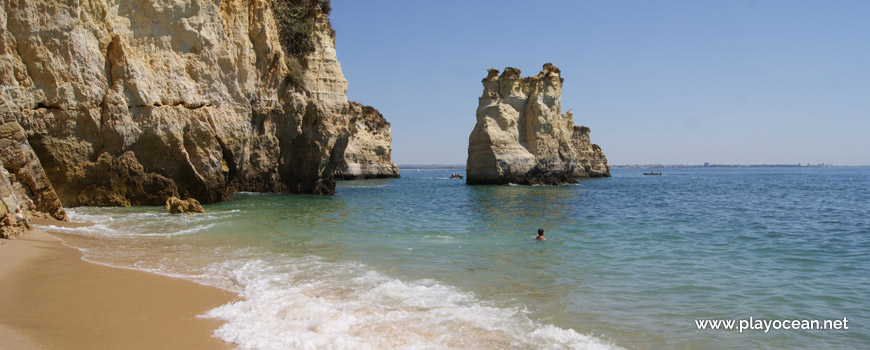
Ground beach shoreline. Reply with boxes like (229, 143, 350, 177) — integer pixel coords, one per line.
(0, 219, 237, 350)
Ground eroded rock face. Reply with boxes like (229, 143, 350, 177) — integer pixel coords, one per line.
(0, 117, 66, 237)
(0, 0, 393, 207)
(466, 63, 610, 185)
(334, 102, 400, 180)
(0, 117, 66, 218)
(1, 164, 29, 238)
(164, 196, 204, 214)
(571, 126, 611, 178)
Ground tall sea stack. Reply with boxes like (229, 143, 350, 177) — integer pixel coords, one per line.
(466, 63, 610, 185)
(0, 0, 398, 215)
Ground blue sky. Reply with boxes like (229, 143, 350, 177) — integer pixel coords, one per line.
(331, 0, 869, 165)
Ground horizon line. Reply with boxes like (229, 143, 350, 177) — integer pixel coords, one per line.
(397, 163, 868, 168)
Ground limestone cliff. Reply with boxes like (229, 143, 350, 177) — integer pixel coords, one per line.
(0, 0, 396, 208)
(571, 126, 610, 177)
(0, 163, 29, 238)
(334, 102, 399, 180)
(466, 63, 610, 185)
(0, 117, 66, 238)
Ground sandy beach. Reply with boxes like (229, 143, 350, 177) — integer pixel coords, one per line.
(0, 219, 237, 350)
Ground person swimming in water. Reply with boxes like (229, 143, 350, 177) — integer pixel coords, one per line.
(536, 228, 546, 241)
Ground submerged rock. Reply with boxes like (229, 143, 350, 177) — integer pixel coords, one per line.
(0, 0, 397, 207)
(164, 196, 205, 214)
(466, 64, 610, 185)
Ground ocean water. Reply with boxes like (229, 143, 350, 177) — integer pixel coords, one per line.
(39, 167, 869, 349)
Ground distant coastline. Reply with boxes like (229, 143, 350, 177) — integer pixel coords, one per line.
(611, 163, 858, 168)
(399, 164, 865, 170)
(399, 164, 465, 170)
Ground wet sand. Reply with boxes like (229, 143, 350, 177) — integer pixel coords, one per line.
(0, 219, 237, 350)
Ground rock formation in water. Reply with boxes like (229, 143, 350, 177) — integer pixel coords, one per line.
(0, 0, 397, 213)
(466, 64, 610, 185)
(334, 102, 400, 180)
(571, 126, 610, 178)
(164, 196, 204, 214)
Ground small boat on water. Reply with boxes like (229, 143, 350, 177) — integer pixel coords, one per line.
(643, 171, 662, 176)
(450, 173, 464, 179)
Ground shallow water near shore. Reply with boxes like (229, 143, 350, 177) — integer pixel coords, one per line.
(40, 167, 870, 349)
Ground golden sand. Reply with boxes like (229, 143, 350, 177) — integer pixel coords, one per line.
(0, 219, 237, 350)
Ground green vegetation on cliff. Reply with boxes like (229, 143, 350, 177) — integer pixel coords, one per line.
(273, 0, 332, 58)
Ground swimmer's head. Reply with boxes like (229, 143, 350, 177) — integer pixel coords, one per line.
(537, 228, 544, 235)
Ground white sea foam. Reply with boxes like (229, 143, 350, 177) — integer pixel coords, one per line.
(39, 220, 218, 238)
(45, 208, 237, 238)
(36, 223, 116, 237)
(422, 235, 455, 240)
(203, 256, 621, 350)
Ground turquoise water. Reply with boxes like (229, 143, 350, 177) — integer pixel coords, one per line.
(42, 167, 869, 349)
